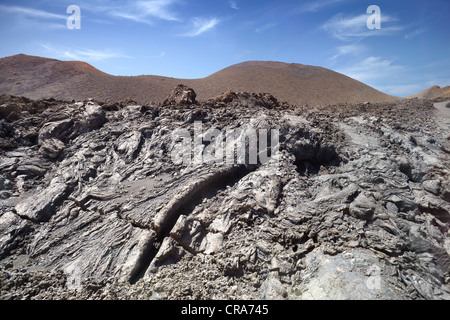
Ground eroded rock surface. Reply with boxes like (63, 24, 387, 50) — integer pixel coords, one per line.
(0, 91, 449, 300)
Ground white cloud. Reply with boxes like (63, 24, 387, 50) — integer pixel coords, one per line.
(425, 79, 450, 88)
(375, 59, 450, 96)
(229, 1, 239, 10)
(404, 27, 426, 40)
(236, 49, 251, 58)
(146, 51, 166, 58)
(376, 83, 425, 97)
(321, 13, 403, 41)
(336, 56, 403, 83)
(298, 0, 345, 13)
(330, 44, 366, 61)
(41, 44, 128, 62)
(89, 0, 180, 24)
(138, 0, 179, 21)
(336, 56, 416, 96)
(181, 17, 220, 37)
(0, 5, 67, 20)
(255, 22, 277, 33)
(63, 49, 125, 61)
(0, 4, 68, 29)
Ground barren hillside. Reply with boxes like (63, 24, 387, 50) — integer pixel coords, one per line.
(0, 54, 397, 106)
(408, 85, 450, 100)
(193, 61, 397, 106)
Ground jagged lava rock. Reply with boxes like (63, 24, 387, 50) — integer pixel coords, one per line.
(0, 89, 449, 300)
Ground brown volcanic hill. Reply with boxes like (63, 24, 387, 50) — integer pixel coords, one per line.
(192, 61, 397, 106)
(0, 54, 112, 101)
(0, 54, 397, 106)
(407, 85, 450, 100)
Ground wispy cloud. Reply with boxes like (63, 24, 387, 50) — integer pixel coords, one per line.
(330, 44, 366, 61)
(63, 49, 127, 61)
(0, 5, 67, 20)
(376, 83, 425, 97)
(336, 56, 403, 83)
(321, 13, 403, 41)
(181, 17, 220, 37)
(375, 59, 450, 96)
(255, 22, 277, 33)
(425, 79, 450, 88)
(84, 0, 180, 24)
(146, 51, 166, 59)
(404, 27, 426, 40)
(0, 4, 68, 29)
(236, 49, 251, 58)
(297, 0, 345, 13)
(229, 1, 239, 10)
(41, 44, 128, 62)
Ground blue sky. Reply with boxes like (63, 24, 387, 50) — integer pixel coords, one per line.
(0, 0, 449, 97)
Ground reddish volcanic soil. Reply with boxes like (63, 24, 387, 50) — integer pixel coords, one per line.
(0, 54, 398, 106)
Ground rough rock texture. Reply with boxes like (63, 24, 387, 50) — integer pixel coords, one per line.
(162, 84, 198, 106)
(0, 90, 449, 300)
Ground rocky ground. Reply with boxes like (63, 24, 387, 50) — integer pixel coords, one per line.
(0, 86, 449, 300)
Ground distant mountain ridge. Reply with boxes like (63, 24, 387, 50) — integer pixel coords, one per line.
(0, 54, 398, 106)
(408, 85, 450, 100)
